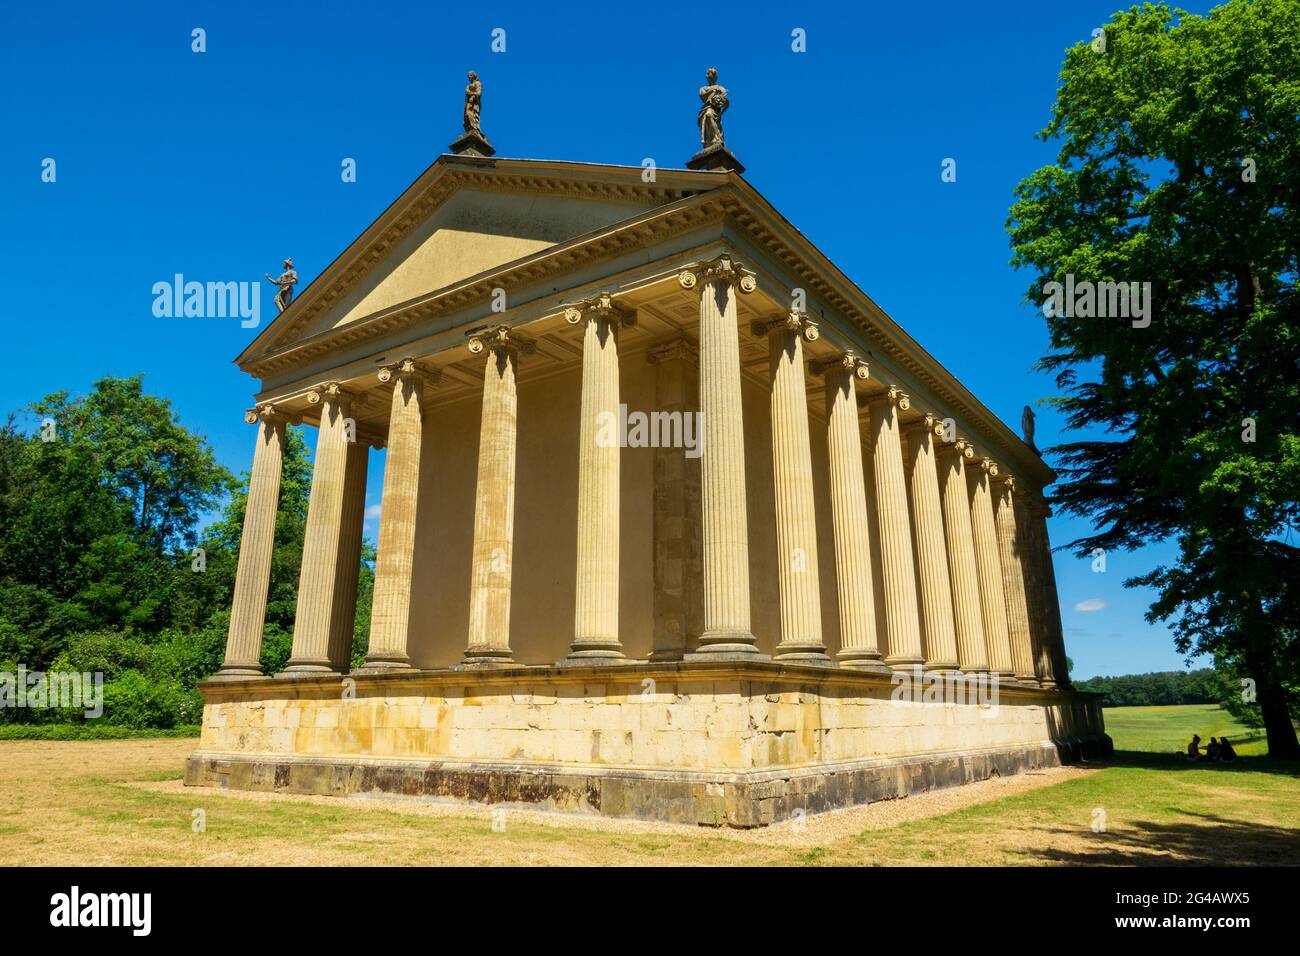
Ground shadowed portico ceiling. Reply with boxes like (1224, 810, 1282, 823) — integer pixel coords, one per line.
(238, 154, 1051, 486)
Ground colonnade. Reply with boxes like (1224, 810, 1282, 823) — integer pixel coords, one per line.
(216, 255, 1065, 686)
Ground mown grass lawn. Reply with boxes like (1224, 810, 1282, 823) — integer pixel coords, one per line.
(0, 704, 1295, 866)
(1102, 703, 1265, 756)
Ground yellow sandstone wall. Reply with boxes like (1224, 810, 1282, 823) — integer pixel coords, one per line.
(196, 671, 1104, 772)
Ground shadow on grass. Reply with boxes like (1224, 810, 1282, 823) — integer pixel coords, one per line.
(1022, 810, 1300, 865)
(1095, 742, 1300, 778)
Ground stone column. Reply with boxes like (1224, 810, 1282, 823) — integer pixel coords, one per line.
(680, 256, 765, 660)
(328, 437, 369, 672)
(903, 416, 960, 672)
(364, 361, 427, 670)
(464, 328, 522, 665)
(1026, 500, 1064, 688)
(818, 353, 888, 672)
(215, 406, 285, 679)
(757, 312, 830, 664)
(1016, 493, 1055, 688)
(869, 387, 924, 669)
(566, 297, 626, 661)
(283, 384, 358, 674)
(648, 339, 702, 661)
(967, 458, 1014, 679)
(936, 440, 989, 672)
(994, 477, 1038, 684)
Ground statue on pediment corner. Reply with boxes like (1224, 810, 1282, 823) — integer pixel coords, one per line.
(265, 258, 297, 313)
(1022, 404, 1038, 453)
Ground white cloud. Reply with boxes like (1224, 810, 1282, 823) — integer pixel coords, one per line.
(1074, 598, 1106, 613)
(364, 504, 382, 520)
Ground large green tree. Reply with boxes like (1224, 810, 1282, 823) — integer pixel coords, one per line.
(1008, 0, 1300, 757)
(0, 377, 381, 726)
(0, 376, 235, 665)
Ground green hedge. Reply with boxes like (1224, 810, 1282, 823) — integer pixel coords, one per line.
(0, 723, 199, 740)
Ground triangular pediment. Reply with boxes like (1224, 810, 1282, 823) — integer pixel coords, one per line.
(239, 157, 726, 367)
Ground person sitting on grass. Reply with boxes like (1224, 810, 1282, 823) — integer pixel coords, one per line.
(1186, 734, 1201, 760)
(1205, 737, 1221, 762)
(1219, 737, 1237, 762)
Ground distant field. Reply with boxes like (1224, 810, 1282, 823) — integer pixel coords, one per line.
(0, 704, 1295, 866)
(1103, 703, 1265, 757)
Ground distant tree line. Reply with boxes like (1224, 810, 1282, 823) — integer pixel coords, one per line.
(1074, 669, 1224, 708)
(1075, 665, 1282, 730)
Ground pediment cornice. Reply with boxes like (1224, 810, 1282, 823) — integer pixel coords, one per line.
(238, 156, 726, 366)
(243, 190, 730, 378)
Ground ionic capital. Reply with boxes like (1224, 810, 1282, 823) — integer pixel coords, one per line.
(978, 457, 1000, 477)
(751, 310, 819, 343)
(884, 386, 911, 411)
(378, 358, 441, 387)
(306, 382, 367, 410)
(678, 254, 757, 294)
(811, 350, 869, 381)
(940, 437, 977, 460)
(244, 403, 279, 425)
(904, 413, 946, 439)
(466, 325, 536, 357)
(562, 292, 637, 328)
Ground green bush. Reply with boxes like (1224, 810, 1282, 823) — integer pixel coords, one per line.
(100, 670, 187, 729)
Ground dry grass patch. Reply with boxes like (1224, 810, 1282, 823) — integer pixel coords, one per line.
(3, 714, 1298, 867)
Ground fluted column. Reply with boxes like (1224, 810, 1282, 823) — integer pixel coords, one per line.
(649, 339, 703, 661)
(819, 354, 888, 672)
(283, 384, 356, 674)
(761, 312, 829, 664)
(1016, 493, 1053, 688)
(364, 360, 427, 670)
(869, 387, 924, 668)
(215, 406, 285, 679)
(967, 458, 1014, 678)
(328, 437, 369, 671)
(903, 417, 959, 671)
(1026, 500, 1064, 687)
(464, 328, 523, 665)
(936, 440, 989, 672)
(994, 477, 1038, 684)
(567, 297, 626, 661)
(680, 256, 765, 660)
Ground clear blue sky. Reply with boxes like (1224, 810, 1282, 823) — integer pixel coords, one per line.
(0, 0, 1217, 679)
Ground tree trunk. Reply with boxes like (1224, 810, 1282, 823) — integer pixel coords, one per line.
(1257, 676, 1300, 760)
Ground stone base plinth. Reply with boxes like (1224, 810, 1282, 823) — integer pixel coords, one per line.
(185, 661, 1110, 827)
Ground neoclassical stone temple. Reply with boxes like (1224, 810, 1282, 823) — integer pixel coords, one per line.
(187, 128, 1109, 825)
